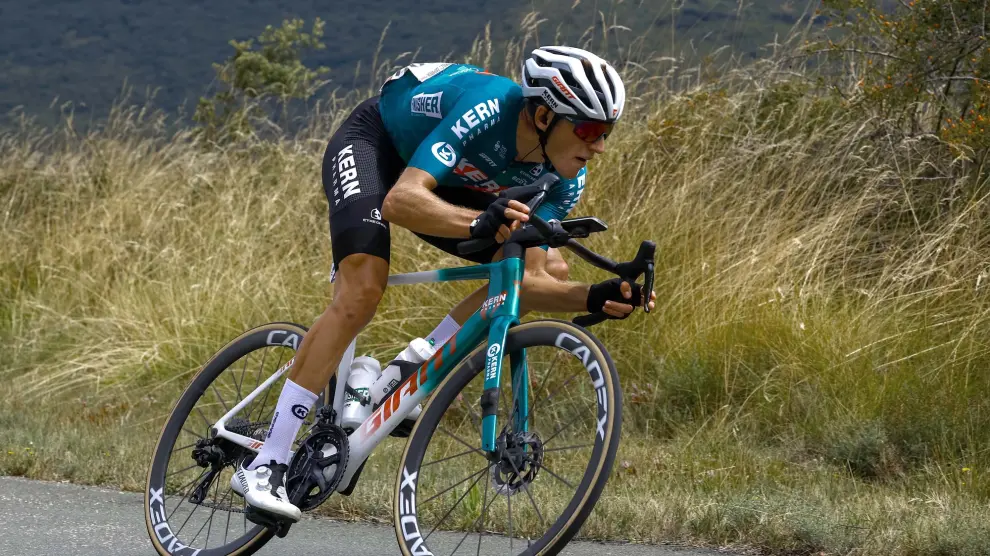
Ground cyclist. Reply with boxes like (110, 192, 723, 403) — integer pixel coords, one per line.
(230, 46, 657, 521)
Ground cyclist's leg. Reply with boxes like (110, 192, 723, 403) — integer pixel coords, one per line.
(235, 97, 402, 518)
(290, 254, 388, 392)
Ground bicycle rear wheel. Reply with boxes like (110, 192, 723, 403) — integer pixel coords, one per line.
(394, 319, 622, 556)
(145, 322, 317, 556)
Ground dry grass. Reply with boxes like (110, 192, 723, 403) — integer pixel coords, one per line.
(4, 22, 990, 555)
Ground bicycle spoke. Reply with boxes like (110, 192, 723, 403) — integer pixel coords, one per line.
(527, 372, 580, 426)
(252, 351, 283, 423)
(422, 447, 486, 468)
(439, 427, 486, 458)
(191, 472, 223, 547)
(224, 486, 233, 545)
(421, 465, 490, 507)
(542, 443, 594, 453)
(170, 441, 198, 456)
(506, 453, 546, 530)
(182, 426, 205, 440)
(542, 407, 586, 446)
(209, 477, 229, 547)
(424, 463, 492, 541)
(166, 462, 202, 479)
(528, 459, 574, 489)
(165, 469, 209, 507)
(212, 383, 231, 414)
(170, 469, 210, 519)
(512, 352, 563, 430)
(507, 480, 513, 553)
(457, 392, 484, 429)
(174, 481, 206, 538)
(507, 360, 577, 436)
(475, 462, 491, 556)
(230, 353, 247, 401)
(251, 349, 271, 413)
(449, 472, 500, 556)
(195, 407, 212, 431)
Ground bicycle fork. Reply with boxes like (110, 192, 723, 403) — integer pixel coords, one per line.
(479, 256, 528, 452)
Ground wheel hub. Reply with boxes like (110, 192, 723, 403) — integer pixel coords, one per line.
(492, 430, 543, 495)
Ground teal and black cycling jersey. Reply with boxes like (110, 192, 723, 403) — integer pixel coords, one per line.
(378, 63, 586, 225)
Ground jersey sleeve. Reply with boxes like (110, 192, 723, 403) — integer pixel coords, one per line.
(407, 86, 509, 184)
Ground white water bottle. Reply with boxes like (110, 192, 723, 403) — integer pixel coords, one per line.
(340, 356, 381, 431)
(371, 338, 435, 407)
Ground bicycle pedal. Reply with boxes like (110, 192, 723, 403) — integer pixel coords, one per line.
(244, 506, 295, 534)
(275, 522, 293, 538)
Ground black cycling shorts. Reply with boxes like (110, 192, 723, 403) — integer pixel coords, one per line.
(322, 97, 501, 274)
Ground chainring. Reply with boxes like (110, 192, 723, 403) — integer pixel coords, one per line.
(286, 424, 349, 511)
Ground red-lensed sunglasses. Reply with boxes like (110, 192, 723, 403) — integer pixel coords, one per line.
(562, 115, 614, 143)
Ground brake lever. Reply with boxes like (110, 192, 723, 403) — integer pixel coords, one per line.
(572, 239, 656, 326)
(456, 175, 559, 255)
(643, 260, 655, 314)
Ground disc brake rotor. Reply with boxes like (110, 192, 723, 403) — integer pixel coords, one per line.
(492, 430, 544, 496)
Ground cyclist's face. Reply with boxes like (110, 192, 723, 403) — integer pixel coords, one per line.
(545, 115, 608, 179)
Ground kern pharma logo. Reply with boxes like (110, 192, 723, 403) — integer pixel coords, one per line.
(431, 142, 457, 168)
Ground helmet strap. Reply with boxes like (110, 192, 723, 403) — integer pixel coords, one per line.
(537, 112, 560, 171)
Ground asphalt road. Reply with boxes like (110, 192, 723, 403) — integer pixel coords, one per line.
(0, 476, 736, 556)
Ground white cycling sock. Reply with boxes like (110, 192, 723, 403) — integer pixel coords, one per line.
(426, 314, 460, 351)
(248, 378, 318, 470)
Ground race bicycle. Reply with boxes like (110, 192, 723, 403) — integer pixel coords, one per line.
(144, 174, 655, 556)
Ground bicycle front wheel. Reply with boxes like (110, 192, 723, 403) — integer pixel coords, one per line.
(394, 319, 622, 556)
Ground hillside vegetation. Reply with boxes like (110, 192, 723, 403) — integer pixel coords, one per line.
(3, 2, 990, 555)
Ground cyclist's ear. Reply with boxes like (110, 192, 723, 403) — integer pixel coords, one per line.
(533, 105, 554, 132)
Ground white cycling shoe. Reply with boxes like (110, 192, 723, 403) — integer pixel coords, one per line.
(230, 460, 301, 523)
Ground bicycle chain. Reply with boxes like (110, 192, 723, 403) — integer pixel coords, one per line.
(196, 499, 248, 513)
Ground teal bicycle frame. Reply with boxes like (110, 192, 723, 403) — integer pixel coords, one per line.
(327, 249, 533, 492)
(390, 258, 529, 447)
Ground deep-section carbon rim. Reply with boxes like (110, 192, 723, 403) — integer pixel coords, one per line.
(395, 319, 622, 556)
(144, 322, 313, 556)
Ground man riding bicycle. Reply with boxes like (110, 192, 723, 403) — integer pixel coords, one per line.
(230, 46, 657, 522)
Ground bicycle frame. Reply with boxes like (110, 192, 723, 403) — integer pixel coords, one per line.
(211, 254, 528, 492)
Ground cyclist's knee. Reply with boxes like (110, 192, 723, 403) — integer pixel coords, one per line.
(330, 254, 388, 323)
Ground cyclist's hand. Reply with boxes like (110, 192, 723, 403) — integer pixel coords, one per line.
(613, 281, 657, 314)
(470, 198, 531, 244)
(587, 278, 656, 319)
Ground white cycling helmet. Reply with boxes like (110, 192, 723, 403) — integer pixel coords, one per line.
(521, 46, 626, 122)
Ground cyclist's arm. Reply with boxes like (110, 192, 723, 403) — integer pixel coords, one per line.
(382, 85, 522, 237)
(519, 247, 591, 313)
(382, 168, 479, 238)
(518, 248, 644, 316)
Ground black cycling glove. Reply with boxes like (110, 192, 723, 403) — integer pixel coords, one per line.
(469, 197, 515, 240)
(586, 278, 644, 319)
